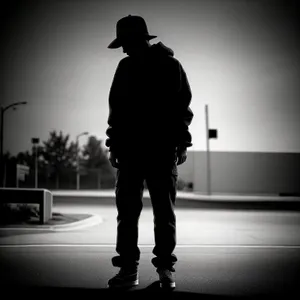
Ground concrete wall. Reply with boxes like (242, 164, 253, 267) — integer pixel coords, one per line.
(178, 151, 300, 195)
(177, 150, 194, 184)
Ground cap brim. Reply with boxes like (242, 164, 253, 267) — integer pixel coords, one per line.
(108, 38, 122, 49)
(108, 35, 157, 49)
(147, 35, 157, 40)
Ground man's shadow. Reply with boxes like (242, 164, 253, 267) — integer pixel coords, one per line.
(143, 280, 167, 292)
(7, 285, 291, 299)
(107, 281, 241, 299)
(107, 280, 162, 293)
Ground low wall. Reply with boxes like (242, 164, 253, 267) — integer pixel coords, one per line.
(0, 188, 53, 224)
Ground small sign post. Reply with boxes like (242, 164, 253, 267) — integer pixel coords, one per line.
(16, 164, 30, 188)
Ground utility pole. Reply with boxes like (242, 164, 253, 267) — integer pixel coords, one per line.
(205, 104, 218, 196)
(205, 104, 211, 195)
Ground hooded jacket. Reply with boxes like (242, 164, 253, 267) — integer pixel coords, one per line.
(105, 42, 194, 158)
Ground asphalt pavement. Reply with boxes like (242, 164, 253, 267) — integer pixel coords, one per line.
(1, 244, 299, 298)
(1, 190, 300, 298)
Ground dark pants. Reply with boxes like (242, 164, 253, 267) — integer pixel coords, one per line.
(112, 152, 178, 271)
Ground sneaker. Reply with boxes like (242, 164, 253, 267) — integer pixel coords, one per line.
(107, 268, 139, 289)
(157, 268, 176, 289)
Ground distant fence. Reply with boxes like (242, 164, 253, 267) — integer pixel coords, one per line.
(4, 166, 117, 190)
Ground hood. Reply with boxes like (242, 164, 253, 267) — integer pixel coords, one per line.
(150, 42, 174, 57)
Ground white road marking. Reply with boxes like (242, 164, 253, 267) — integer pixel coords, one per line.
(0, 228, 53, 231)
(0, 244, 299, 249)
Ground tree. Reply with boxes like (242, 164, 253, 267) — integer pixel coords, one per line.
(3, 151, 12, 187)
(82, 136, 108, 168)
(41, 130, 76, 189)
(3, 151, 11, 166)
(82, 136, 113, 188)
(16, 150, 34, 167)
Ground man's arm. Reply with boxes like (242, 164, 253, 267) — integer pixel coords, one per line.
(105, 61, 125, 167)
(175, 62, 194, 164)
(106, 105, 120, 168)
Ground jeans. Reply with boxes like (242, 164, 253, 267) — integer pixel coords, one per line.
(112, 153, 178, 271)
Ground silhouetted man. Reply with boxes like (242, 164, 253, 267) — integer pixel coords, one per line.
(106, 15, 193, 289)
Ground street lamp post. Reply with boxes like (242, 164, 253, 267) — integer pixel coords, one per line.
(76, 131, 89, 190)
(32, 137, 40, 188)
(0, 101, 27, 187)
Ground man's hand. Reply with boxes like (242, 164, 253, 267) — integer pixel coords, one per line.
(109, 151, 120, 168)
(176, 147, 187, 165)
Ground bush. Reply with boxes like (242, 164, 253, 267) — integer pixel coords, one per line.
(177, 178, 186, 190)
(0, 203, 39, 224)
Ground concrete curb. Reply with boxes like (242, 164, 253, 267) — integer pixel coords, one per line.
(51, 190, 300, 203)
(0, 214, 103, 232)
(51, 190, 300, 212)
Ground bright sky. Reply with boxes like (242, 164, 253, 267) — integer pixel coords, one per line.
(1, 0, 299, 156)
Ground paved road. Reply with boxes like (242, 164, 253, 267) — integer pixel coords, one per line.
(1, 197, 300, 246)
(1, 245, 299, 298)
(1, 196, 300, 298)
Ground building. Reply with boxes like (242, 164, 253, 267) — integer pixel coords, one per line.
(178, 151, 300, 195)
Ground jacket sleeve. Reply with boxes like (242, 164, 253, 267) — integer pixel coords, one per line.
(175, 62, 194, 149)
(105, 61, 124, 153)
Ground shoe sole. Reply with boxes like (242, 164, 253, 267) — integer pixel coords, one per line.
(107, 279, 139, 289)
(160, 281, 176, 289)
